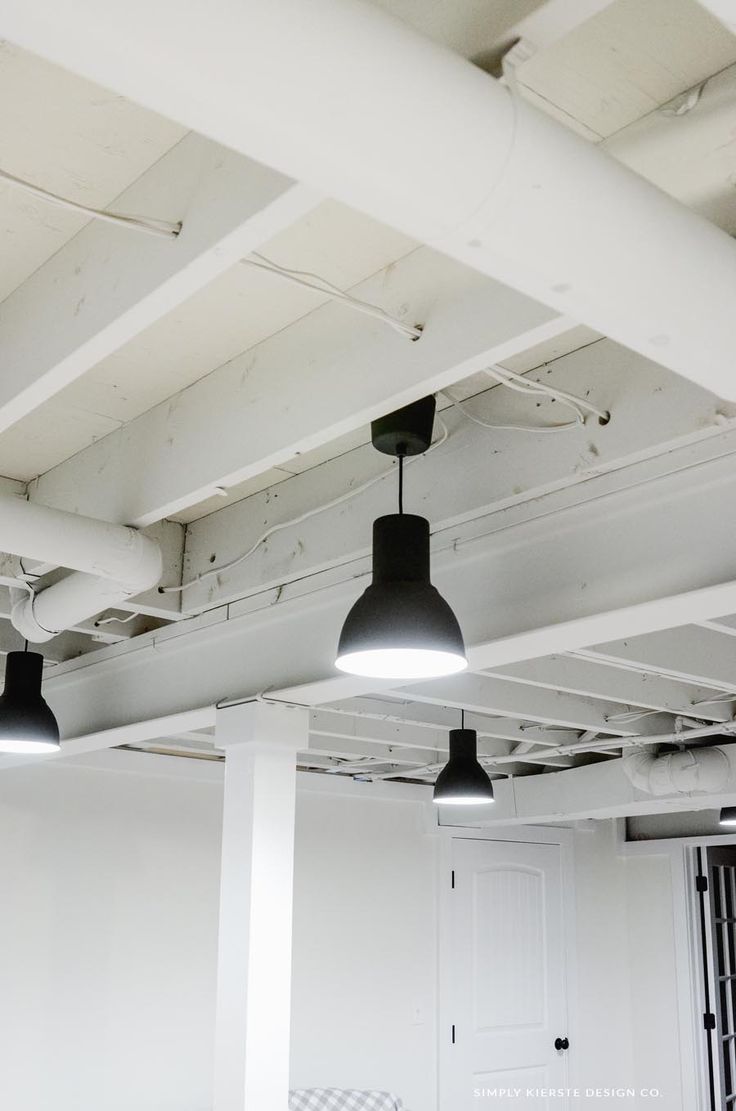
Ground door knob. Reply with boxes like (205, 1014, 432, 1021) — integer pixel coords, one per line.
(554, 1037, 569, 1051)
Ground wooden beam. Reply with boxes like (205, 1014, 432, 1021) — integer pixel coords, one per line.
(0, 133, 316, 432)
(394, 672, 673, 735)
(31, 259, 566, 525)
(486, 653, 735, 721)
(437, 744, 736, 825)
(177, 339, 728, 614)
(577, 625, 736, 691)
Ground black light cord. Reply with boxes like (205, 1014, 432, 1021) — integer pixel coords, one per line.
(398, 453, 405, 514)
(461, 708, 465, 729)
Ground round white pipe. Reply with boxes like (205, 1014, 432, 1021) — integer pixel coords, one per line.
(2, 0, 736, 396)
(0, 497, 162, 641)
(623, 746, 731, 796)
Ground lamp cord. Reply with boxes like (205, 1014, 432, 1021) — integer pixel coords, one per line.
(461, 709, 465, 729)
(398, 453, 405, 515)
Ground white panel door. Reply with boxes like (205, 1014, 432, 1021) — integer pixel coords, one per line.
(442, 837, 570, 1111)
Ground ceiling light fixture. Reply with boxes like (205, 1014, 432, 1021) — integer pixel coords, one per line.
(720, 806, 736, 827)
(433, 712, 495, 806)
(0, 650, 60, 754)
(335, 396, 467, 680)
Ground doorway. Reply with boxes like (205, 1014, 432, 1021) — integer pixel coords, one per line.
(439, 833, 574, 1111)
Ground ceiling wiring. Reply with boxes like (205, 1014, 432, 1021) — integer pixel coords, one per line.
(483, 363, 610, 424)
(442, 386, 582, 434)
(241, 252, 423, 340)
(0, 166, 182, 239)
(160, 416, 449, 597)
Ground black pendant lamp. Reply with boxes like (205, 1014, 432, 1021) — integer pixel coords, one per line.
(0, 650, 60, 754)
(720, 807, 736, 827)
(433, 713, 494, 806)
(335, 396, 467, 680)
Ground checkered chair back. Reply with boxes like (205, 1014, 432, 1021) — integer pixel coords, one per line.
(288, 1090, 403, 1111)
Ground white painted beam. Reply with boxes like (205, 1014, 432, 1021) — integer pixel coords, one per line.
(314, 700, 581, 749)
(178, 340, 729, 614)
(26, 428, 736, 740)
(32, 258, 565, 526)
(0, 134, 316, 431)
(438, 744, 736, 826)
(577, 626, 736, 690)
(5, 0, 736, 396)
(213, 701, 306, 1111)
(394, 673, 672, 736)
(487, 654, 735, 721)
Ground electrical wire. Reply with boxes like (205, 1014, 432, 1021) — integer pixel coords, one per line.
(160, 416, 449, 596)
(483, 364, 610, 425)
(94, 611, 140, 627)
(242, 252, 422, 340)
(442, 387, 581, 434)
(0, 167, 182, 239)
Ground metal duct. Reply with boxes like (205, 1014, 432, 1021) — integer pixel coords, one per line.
(0, 496, 161, 641)
(623, 746, 731, 797)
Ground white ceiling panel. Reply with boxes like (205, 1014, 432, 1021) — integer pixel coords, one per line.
(514, 0, 736, 138)
(0, 41, 185, 301)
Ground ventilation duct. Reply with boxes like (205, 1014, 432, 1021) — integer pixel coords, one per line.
(0, 496, 161, 642)
(623, 746, 731, 797)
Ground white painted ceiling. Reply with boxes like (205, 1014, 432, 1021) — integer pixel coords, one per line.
(0, 0, 736, 794)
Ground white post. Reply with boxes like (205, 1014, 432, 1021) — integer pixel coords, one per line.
(213, 699, 307, 1111)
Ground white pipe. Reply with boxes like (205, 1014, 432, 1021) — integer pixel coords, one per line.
(623, 747, 731, 796)
(0, 497, 161, 642)
(2, 0, 736, 397)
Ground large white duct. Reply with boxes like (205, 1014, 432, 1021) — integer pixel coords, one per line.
(623, 746, 731, 796)
(2, 0, 736, 397)
(0, 497, 162, 642)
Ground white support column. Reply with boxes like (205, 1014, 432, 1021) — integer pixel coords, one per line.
(213, 700, 308, 1111)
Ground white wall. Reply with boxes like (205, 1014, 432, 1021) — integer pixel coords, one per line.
(290, 787, 438, 1108)
(572, 821, 683, 1111)
(0, 761, 222, 1111)
(0, 757, 688, 1111)
(0, 760, 437, 1111)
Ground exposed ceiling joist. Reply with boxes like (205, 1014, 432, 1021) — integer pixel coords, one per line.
(5, 0, 736, 400)
(486, 653, 735, 721)
(177, 339, 729, 615)
(317, 699, 582, 748)
(31, 263, 565, 526)
(438, 742, 736, 826)
(391, 672, 672, 735)
(578, 625, 736, 690)
(0, 134, 317, 434)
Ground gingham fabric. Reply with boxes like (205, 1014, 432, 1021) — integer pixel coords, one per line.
(288, 1090, 403, 1111)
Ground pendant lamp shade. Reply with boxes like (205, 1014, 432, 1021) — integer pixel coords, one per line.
(720, 806, 736, 827)
(335, 514, 467, 679)
(0, 651, 60, 754)
(433, 728, 495, 805)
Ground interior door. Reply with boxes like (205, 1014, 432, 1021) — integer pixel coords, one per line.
(441, 837, 570, 1111)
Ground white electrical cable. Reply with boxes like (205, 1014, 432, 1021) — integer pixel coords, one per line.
(442, 387, 582, 434)
(484, 364, 610, 424)
(0, 167, 181, 239)
(160, 417, 449, 596)
(242, 252, 422, 340)
(94, 611, 140, 627)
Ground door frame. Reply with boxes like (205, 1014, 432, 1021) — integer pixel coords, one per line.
(437, 824, 578, 1111)
(618, 829, 736, 1111)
